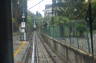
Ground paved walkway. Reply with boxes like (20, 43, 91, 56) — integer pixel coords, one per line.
(13, 35, 30, 63)
(14, 41, 29, 63)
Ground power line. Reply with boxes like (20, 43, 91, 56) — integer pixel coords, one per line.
(29, 0, 44, 9)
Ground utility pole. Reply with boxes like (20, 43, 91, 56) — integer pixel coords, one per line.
(86, 0, 94, 62)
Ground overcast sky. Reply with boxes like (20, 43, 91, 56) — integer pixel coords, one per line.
(27, 0, 52, 16)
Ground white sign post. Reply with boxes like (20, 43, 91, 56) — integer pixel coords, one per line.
(20, 21, 26, 41)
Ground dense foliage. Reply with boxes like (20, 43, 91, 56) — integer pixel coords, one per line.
(44, 0, 96, 37)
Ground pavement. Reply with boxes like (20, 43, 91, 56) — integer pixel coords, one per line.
(13, 34, 30, 63)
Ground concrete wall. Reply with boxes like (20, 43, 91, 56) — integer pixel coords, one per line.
(42, 34, 96, 63)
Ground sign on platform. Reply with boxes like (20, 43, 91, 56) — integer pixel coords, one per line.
(22, 15, 25, 18)
(21, 22, 25, 28)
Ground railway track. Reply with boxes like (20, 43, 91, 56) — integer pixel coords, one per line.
(14, 31, 64, 63)
(31, 31, 54, 63)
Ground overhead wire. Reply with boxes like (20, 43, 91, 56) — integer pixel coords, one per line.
(29, 0, 44, 9)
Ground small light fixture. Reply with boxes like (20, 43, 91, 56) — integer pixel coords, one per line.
(17, 0, 19, 5)
(85, 0, 88, 3)
(74, 8, 77, 12)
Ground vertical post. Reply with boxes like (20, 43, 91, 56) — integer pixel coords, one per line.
(24, 32, 26, 41)
(88, 0, 94, 62)
(52, 0, 55, 38)
(69, 22, 72, 46)
(66, 47, 69, 63)
(76, 31, 79, 49)
(86, 31, 91, 53)
(0, 0, 13, 63)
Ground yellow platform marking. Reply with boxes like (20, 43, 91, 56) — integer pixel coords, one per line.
(14, 41, 28, 56)
(17, 61, 24, 63)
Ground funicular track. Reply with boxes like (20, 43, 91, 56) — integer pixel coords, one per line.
(31, 31, 61, 63)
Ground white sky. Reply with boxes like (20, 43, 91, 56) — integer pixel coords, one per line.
(27, 0, 52, 16)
